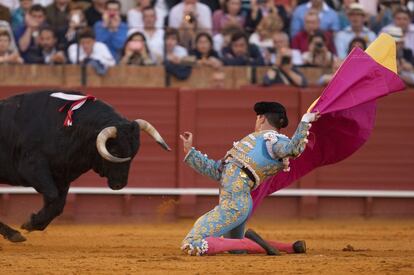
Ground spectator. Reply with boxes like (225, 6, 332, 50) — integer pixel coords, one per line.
(264, 31, 303, 66)
(262, 47, 307, 87)
(210, 69, 226, 88)
(398, 56, 414, 86)
(164, 27, 188, 63)
(382, 7, 414, 53)
(45, 0, 70, 43)
(303, 31, 337, 67)
(385, 25, 414, 65)
(127, 0, 165, 30)
(221, 30, 265, 66)
(334, 3, 376, 59)
(212, 0, 245, 34)
(120, 31, 156, 65)
(67, 27, 115, 68)
(337, 0, 357, 30)
(245, 0, 289, 34)
(387, 25, 414, 86)
(0, 3, 11, 22)
(168, 0, 212, 32)
(290, 0, 340, 37)
(25, 26, 66, 64)
(11, 0, 33, 32)
(85, 0, 105, 27)
(249, 13, 283, 53)
(94, 0, 128, 62)
(0, 29, 23, 63)
(164, 27, 193, 80)
(189, 32, 222, 68)
(130, 6, 165, 60)
(291, 9, 336, 54)
(14, 4, 48, 57)
(212, 23, 243, 56)
(347, 36, 367, 54)
(64, 5, 87, 48)
(0, 19, 18, 51)
(368, 0, 394, 34)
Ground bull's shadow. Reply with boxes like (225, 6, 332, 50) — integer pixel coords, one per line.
(0, 91, 170, 242)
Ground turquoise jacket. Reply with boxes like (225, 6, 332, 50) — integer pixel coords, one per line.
(184, 121, 311, 189)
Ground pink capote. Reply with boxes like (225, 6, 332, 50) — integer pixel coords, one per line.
(251, 47, 406, 212)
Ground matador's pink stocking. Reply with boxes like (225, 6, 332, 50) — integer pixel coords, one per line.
(204, 237, 295, 255)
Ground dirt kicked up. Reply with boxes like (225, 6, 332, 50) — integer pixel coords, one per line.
(1, 219, 413, 274)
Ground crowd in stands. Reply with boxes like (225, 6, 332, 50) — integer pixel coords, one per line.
(0, 0, 413, 86)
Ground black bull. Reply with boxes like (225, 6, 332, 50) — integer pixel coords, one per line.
(0, 91, 170, 242)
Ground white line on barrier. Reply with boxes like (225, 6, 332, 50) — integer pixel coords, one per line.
(0, 187, 413, 198)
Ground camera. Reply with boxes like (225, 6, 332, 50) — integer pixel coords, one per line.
(315, 42, 324, 49)
(184, 13, 196, 24)
(281, 55, 291, 65)
(267, 47, 276, 54)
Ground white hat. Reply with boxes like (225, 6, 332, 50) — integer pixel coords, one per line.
(348, 3, 365, 15)
(385, 26, 404, 42)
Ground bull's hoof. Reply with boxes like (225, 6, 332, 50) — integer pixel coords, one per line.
(6, 232, 26, 243)
(21, 221, 35, 232)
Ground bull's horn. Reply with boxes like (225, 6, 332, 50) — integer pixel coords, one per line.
(135, 119, 171, 151)
(96, 126, 131, 163)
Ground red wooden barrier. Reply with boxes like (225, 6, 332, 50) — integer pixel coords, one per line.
(0, 86, 413, 221)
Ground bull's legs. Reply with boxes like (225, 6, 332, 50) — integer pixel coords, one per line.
(21, 188, 68, 232)
(18, 158, 69, 232)
(0, 221, 26, 242)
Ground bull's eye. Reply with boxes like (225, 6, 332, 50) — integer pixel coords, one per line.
(108, 147, 120, 157)
(106, 139, 131, 158)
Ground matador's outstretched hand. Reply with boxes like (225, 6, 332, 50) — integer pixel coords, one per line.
(180, 132, 193, 154)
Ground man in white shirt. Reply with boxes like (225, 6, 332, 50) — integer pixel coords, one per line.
(168, 0, 212, 31)
(127, 0, 165, 30)
(334, 3, 376, 59)
(141, 6, 164, 59)
(67, 27, 115, 67)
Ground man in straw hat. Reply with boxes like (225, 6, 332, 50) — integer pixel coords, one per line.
(334, 3, 376, 59)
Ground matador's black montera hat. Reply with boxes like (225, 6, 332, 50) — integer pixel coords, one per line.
(254, 101, 286, 115)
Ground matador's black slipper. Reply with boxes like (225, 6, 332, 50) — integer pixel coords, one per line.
(245, 229, 281, 256)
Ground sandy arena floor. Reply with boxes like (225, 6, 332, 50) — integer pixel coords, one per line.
(1, 219, 413, 274)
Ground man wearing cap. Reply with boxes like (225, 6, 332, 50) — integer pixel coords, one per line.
(179, 102, 319, 256)
(381, 7, 414, 53)
(334, 3, 377, 59)
(384, 25, 414, 86)
(384, 26, 414, 65)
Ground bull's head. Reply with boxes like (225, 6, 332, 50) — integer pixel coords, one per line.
(95, 119, 170, 190)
